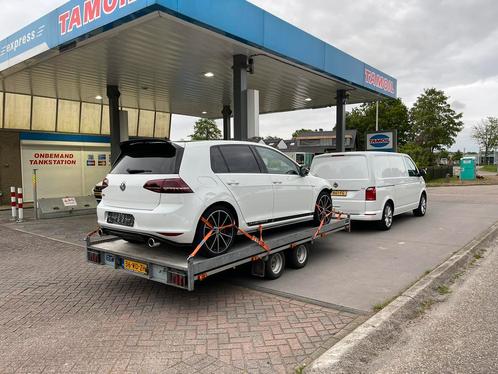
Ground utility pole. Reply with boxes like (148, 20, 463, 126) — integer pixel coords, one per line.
(376, 101, 379, 131)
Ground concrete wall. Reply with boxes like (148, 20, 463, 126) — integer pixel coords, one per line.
(0, 130, 22, 206)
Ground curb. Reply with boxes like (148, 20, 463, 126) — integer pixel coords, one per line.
(306, 222, 498, 374)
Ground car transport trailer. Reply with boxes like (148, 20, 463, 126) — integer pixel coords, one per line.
(86, 218, 350, 291)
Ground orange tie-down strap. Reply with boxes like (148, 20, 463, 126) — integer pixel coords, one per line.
(313, 205, 346, 240)
(189, 219, 270, 259)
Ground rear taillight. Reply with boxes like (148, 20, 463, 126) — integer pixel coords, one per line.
(102, 178, 109, 190)
(366, 187, 377, 201)
(143, 178, 193, 194)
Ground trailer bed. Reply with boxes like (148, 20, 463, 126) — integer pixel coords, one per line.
(87, 218, 350, 290)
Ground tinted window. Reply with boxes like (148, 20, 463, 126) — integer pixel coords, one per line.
(404, 157, 418, 177)
(375, 155, 407, 178)
(210, 147, 229, 173)
(219, 145, 261, 173)
(312, 155, 369, 179)
(256, 147, 299, 175)
(111, 141, 183, 174)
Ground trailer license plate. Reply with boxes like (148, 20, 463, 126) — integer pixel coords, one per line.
(332, 190, 347, 197)
(124, 259, 148, 275)
(107, 212, 134, 227)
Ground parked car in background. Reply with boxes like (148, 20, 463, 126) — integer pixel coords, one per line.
(311, 152, 427, 230)
(98, 140, 333, 256)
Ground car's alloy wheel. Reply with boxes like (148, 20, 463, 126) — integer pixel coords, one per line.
(314, 191, 333, 225)
(379, 203, 393, 230)
(414, 194, 427, 217)
(200, 208, 236, 257)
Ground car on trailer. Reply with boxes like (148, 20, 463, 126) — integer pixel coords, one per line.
(97, 139, 333, 257)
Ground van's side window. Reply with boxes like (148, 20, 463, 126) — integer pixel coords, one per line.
(375, 156, 407, 178)
(404, 157, 419, 177)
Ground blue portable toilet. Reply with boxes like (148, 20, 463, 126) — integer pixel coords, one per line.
(460, 157, 476, 181)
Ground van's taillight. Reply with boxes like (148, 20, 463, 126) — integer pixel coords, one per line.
(102, 178, 109, 190)
(143, 178, 193, 194)
(366, 187, 377, 201)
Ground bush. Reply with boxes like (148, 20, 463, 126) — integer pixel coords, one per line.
(424, 166, 453, 181)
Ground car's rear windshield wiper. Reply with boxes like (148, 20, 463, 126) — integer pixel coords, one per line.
(126, 169, 153, 174)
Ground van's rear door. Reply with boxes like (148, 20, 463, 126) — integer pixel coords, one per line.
(310, 154, 370, 214)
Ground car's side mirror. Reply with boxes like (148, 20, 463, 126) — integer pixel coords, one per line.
(300, 166, 310, 177)
(418, 169, 427, 177)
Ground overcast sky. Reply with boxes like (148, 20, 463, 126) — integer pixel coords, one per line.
(2, 1, 498, 151)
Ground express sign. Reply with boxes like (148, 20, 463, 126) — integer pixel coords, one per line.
(59, 0, 136, 36)
(366, 131, 396, 152)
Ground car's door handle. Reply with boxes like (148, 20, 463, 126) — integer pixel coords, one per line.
(227, 181, 240, 186)
(273, 181, 283, 185)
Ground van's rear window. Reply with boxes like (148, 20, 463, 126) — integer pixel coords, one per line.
(313, 155, 369, 179)
(111, 142, 183, 175)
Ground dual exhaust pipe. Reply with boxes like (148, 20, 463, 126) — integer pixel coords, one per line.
(98, 228, 160, 248)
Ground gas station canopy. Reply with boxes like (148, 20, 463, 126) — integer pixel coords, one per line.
(0, 0, 397, 119)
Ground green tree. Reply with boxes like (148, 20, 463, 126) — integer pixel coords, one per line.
(452, 150, 463, 162)
(409, 88, 464, 156)
(399, 142, 434, 168)
(292, 128, 313, 138)
(346, 98, 410, 150)
(190, 118, 222, 140)
(472, 117, 498, 165)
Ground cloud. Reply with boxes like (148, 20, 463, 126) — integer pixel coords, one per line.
(2, 0, 497, 151)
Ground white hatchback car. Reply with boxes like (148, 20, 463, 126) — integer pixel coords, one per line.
(98, 140, 333, 256)
(311, 151, 427, 230)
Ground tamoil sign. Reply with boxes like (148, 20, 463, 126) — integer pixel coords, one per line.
(366, 131, 397, 152)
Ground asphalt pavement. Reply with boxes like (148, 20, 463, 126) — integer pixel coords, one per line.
(227, 185, 498, 312)
(367, 234, 498, 373)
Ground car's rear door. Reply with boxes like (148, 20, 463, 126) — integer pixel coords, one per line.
(311, 154, 369, 215)
(214, 145, 274, 225)
(104, 141, 183, 210)
(254, 146, 314, 219)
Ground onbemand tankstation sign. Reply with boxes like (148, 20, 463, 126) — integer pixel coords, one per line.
(366, 130, 397, 152)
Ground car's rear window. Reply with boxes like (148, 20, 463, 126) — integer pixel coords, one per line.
(312, 155, 369, 179)
(111, 141, 183, 175)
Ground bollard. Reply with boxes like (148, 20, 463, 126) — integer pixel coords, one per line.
(17, 187, 24, 223)
(10, 187, 17, 221)
(33, 169, 39, 220)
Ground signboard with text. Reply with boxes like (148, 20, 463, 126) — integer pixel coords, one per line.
(366, 131, 397, 152)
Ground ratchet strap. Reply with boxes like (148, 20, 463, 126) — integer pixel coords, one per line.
(189, 219, 270, 259)
(313, 205, 346, 239)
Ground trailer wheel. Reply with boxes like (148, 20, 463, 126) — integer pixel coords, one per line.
(287, 244, 309, 269)
(265, 252, 286, 280)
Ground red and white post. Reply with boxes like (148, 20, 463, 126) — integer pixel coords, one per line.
(17, 187, 24, 223)
(10, 187, 17, 221)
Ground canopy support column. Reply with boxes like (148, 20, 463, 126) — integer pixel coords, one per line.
(107, 85, 121, 165)
(222, 105, 232, 140)
(335, 90, 348, 153)
(233, 55, 248, 141)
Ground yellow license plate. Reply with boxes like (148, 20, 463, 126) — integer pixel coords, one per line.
(331, 190, 347, 197)
(124, 259, 148, 275)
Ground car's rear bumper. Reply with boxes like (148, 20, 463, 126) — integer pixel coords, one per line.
(348, 211, 383, 221)
(97, 196, 203, 244)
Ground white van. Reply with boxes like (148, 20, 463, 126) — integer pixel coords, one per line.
(310, 152, 427, 230)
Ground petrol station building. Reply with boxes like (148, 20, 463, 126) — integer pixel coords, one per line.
(0, 0, 397, 206)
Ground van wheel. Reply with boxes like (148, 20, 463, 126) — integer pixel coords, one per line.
(287, 244, 309, 269)
(265, 252, 286, 279)
(314, 191, 333, 225)
(378, 203, 394, 231)
(194, 205, 237, 257)
(413, 194, 427, 217)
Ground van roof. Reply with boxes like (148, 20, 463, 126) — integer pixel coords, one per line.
(313, 151, 407, 159)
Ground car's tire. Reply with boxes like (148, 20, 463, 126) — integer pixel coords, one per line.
(265, 252, 286, 279)
(413, 194, 427, 217)
(194, 205, 237, 257)
(313, 190, 333, 225)
(287, 244, 309, 269)
(378, 202, 394, 231)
